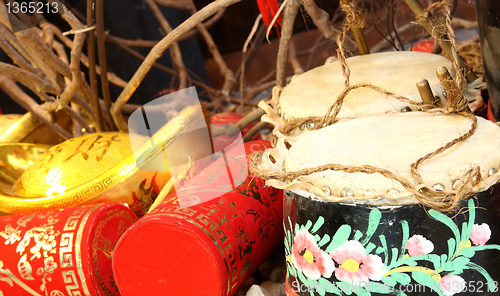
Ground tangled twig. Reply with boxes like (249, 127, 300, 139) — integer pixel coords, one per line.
(111, 0, 243, 132)
(276, 0, 300, 90)
(145, 0, 188, 89)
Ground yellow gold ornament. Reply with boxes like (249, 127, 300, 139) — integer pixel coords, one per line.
(0, 105, 210, 215)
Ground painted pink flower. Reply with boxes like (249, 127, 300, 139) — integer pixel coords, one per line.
(440, 275, 465, 296)
(405, 234, 434, 257)
(291, 229, 335, 280)
(329, 240, 385, 285)
(470, 223, 491, 246)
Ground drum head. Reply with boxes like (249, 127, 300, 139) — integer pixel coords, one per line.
(265, 52, 451, 130)
(254, 112, 500, 205)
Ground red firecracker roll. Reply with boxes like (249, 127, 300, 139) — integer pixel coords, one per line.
(112, 140, 283, 296)
(0, 203, 137, 296)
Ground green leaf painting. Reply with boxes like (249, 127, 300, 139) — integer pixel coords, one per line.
(284, 198, 500, 296)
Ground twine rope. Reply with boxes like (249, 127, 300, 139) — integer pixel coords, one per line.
(416, 1, 469, 112)
(337, 1, 366, 87)
(253, 1, 480, 212)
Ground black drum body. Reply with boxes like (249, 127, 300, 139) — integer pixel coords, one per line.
(284, 184, 500, 296)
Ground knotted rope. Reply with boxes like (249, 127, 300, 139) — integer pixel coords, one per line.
(252, 1, 481, 212)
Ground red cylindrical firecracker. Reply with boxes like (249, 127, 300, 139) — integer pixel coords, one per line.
(0, 203, 137, 296)
(112, 140, 283, 296)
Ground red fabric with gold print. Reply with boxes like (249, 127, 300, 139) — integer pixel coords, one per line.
(0, 203, 137, 296)
(112, 140, 283, 296)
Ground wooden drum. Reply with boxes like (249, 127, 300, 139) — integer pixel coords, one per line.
(251, 111, 500, 296)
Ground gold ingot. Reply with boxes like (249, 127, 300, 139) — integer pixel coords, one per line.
(0, 105, 212, 215)
(0, 113, 72, 145)
(0, 114, 23, 136)
(0, 143, 52, 216)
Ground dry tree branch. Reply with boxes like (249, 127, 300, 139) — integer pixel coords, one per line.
(211, 107, 265, 138)
(111, 0, 243, 132)
(45, 31, 69, 66)
(0, 62, 57, 95)
(288, 40, 303, 74)
(180, 8, 226, 40)
(0, 22, 39, 71)
(95, 0, 113, 130)
(106, 34, 176, 76)
(243, 121, 268, 142)
(195, 24, 234, 95)
(238, 14, 262, 104)
(61, 105, 95, 133)
(237, 23, 266, 78)
(452, 17, 477, 29)
(9, 24, 95, 119)
(41, 23, 60, 47)
(146, 0, 188, 89)
(254, 67, 276, 88)
(0, 0, 10, 28)
(49, 1, 94, 104)
(0, 31, 37, 74)
(367, 7, 400, 51)
(154, 0, 233, 94)
(276, 0, 300, 90)
(186, 0, 234, 95)
(304, 33, 333, 70)
(370, 22, 418, 52)
(42, 1, 100, 129)
(107, 34, 216, 93)
(104, 36, 159, 48)
(387, 0, 402, 51)
(43, 23, 128, 88)
(15, 28, 67, 94)
(302, 0, 338, 41)
(70, 104, 83, 137)
(246, 76, 292, 100)
(52, 31, 87, 112)
(87, 0, 103, 131)
(88, 8, 226, 48)
(70, 92, 94, 114)
(0, 74, 53, 123)
(0, 1, 104, 137)
(155, 0, 192, 11)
